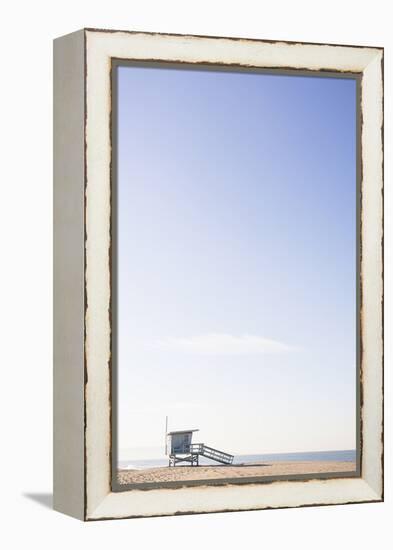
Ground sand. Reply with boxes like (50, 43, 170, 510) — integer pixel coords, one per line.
(117, 460, 356, 485)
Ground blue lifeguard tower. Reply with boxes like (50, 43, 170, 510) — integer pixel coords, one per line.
(166, 426, 234, 467)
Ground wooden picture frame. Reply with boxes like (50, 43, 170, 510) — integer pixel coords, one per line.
(53, 28, 383, 520)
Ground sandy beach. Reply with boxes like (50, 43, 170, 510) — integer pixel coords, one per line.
(118, 460, 356, 485)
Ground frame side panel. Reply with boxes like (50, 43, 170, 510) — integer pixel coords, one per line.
(53, 29, 85, 520)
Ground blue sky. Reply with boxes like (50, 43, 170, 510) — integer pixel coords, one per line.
(116, 64, 357, 460)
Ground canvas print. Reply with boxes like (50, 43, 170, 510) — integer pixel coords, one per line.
(113, 63, 359, 488)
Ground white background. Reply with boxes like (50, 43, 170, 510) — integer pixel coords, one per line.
(0, 1, 390, 548)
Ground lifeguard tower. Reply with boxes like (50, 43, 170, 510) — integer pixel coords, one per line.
(166, 427, 234, 467)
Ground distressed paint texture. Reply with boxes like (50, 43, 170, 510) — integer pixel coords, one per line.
(82, 29, 383, 520)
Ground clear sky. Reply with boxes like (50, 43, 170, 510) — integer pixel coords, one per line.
(116, 64, 357, 461)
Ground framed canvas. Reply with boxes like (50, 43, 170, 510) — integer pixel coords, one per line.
(53, 28, 384, 520)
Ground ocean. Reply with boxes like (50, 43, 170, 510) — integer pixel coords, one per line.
(119, 449, 357, 470)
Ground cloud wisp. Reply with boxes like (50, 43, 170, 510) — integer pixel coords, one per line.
(153, 333, 300, 355)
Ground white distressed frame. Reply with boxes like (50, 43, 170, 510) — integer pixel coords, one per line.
(54, 28, 383, 521)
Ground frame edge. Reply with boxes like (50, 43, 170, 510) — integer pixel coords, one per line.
(53, 28, 86, 521)
(83, 30, 384, 520)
